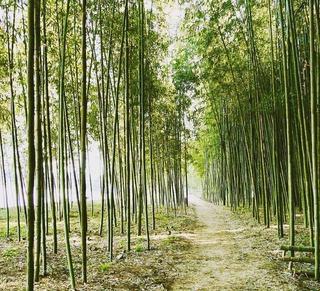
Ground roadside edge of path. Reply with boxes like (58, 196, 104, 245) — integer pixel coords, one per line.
(171, 193, 320, 290)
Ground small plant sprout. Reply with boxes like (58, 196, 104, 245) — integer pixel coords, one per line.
(135, 245, 143, 252)
(100, 262, 112, 271)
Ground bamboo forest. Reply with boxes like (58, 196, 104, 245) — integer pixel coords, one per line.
(0, 0, 319, 290)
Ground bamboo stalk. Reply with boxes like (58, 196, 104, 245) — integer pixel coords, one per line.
(280, 245, 315, 253)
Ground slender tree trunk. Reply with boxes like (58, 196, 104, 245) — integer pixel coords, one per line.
(139, 0, 150, 249)
(58, 0, 75, 288)
(0, 131, 9, 238)
(124, 0, 131, 251)
(309, 0, 319, 280)
(80, 0, 88, 283)
(109, 5, 126, 260)
(27, 0, 36, 288)
(42, 0, 57, 254)
(279, 0, 294, 255)
(6, 3, 22, 241)
(34, 0, 44, 281)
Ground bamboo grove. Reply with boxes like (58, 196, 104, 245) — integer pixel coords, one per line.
(0, 0, 189, 289)
(179, 0, 320, 280)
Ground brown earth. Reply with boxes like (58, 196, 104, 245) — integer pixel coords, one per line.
(0, 191, 319, 290)
(172, 192, 319, 290)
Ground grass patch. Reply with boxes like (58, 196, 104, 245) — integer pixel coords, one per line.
(135, 244, 143, 252)
(100, 262, 112, 271)
(1, 248, 18, 257)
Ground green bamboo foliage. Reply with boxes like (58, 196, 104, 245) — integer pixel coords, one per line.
(0, 0, 190, 288)
(177, 0, 319, 279)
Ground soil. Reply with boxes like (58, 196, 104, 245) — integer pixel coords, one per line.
(172, 192, 319, 290)
(0, 190, 319, 290)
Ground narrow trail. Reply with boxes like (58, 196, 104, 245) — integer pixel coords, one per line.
(172, 193, 316, 290)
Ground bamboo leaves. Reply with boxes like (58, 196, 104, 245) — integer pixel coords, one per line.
(0, 1, 191, 289)
(178, 0, 319, 280)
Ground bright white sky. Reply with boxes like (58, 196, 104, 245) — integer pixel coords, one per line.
(163, 1, 184, 37)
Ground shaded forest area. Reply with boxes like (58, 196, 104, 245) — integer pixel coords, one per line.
(0, 0, 319, 290)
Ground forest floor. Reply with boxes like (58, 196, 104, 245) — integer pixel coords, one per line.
(172, 192, 319, 290)
(0, 191, 319, 290)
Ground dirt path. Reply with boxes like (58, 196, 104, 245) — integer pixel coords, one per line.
(172, 193, 318, 290)
(1, 192, 319, 290)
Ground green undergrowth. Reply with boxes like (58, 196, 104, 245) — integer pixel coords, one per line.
(100, 262, 112, 271)
(1, 247, 18, 258)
